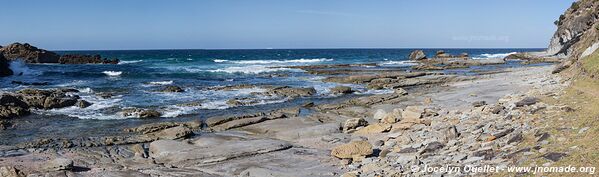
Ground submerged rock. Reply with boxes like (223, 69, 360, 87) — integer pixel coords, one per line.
(58, 54, 119, 64)
(159, 85, 185, 93)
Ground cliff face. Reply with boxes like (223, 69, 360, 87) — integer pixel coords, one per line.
(548, 0, 599, 59)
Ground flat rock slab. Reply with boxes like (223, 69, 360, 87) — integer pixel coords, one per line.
(193, 147, 342, 177)
(149, 139, 292, 166)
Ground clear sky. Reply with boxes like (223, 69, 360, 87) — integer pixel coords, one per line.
(0, 0, 574, 50)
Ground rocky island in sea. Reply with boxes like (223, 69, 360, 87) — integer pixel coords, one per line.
(1, 1, 599, 176)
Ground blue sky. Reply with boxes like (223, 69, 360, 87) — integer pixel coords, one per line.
(0, 0, 574, 50)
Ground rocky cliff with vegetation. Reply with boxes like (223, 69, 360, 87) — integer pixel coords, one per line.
(548, 0, 599, 74)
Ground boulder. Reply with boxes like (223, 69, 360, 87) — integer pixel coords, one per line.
(0, 43, 60, 63)
(44, 158, 74, 171)
(394, 88, 408, 95)
(75, 100, 92, 108)
(382, 108, 402, 124)
(0, 94, 30, 119)
(515, 97, 539, 107)
(330, 86, 354, 95)
(120, 108, 162, 118)
(343, 118, 368, 132)
(0, 54, 13, 77)
(435, 50, 450, 58)
(330, 141, 373, 159)
(58, 54, 119, 64)
(409, 50, 427, 60)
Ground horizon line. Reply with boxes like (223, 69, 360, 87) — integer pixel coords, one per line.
(52, 47, 548, 52)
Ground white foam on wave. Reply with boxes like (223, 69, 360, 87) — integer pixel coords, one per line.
(208, 65, 303, 74)
(42, 95, 125, 120)
(148, 81, 173, 85)
(214, 58, 333, 64)
(474, 52, 517, 59)
(213, 59, 229, 63)
(102, 71, 122, 77)
(8, 60, 41, 76)
(118, 60, 143, 64)
(379, 60, 418, 66)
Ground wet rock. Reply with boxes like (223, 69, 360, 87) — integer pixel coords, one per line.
(58, 54, 119, 64)
(542, 152, 567, 162)
(515, 97, 539, 107)
(124, 121, 201, 134)
(16, 88, 79, 109)
(263, 86, 317, 98)
(0, 43, 60, 63)
(205, 112, 265, 127)
(0, 120, 12, 130)
(75, 99, 92, 108)
(0, 54, 13, 77)
(160, 85, 185, 92)
(409, 50, 427, 60)
(330, 86, 354, 95)
(211, 116, 267, 131)
(207, 84, 257, 91)
(226, 97, 259, 106)
(472, 101, 487, 107)
(120, 108, 162, 118)
(96, 92, 114, 99)
(331, 141, 373, 159)
(302, 102, 315, 108)
(153, 126, 193, 140)
(343, 118, 368, 132)
(0, 94, 30, 119)
(0, 166, 24, 177)
(44, 158, 74, 171)
(176, 101, 203, 107)
(10, 81, 49, 86)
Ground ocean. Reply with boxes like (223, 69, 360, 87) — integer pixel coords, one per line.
(0, 48, 550, 144)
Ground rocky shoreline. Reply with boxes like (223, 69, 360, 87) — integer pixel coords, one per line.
(0, 43, 119, 77)
(0, 63, 570, 176)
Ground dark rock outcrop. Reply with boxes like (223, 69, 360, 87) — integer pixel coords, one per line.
(59, 54, 119, 64)
(0, 43, 60, 63)
(408, 50, 427, 60)
(0, 94, 30, 119)
(0, 42, 119, 64)
(0, 53, 13, 77)
(16, 88, 80, 109)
